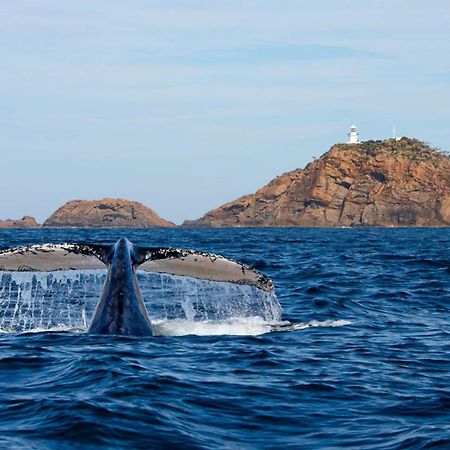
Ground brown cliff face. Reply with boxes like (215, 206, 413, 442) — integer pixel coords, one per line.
(0, 216, 40, 228)
(43, 198, 174, 228)
(183, 138, 450, 227)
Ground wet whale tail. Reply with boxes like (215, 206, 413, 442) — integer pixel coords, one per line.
(0, 238, 273, 336)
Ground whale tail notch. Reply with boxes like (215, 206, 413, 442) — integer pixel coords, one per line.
(0, 242, 273, 292)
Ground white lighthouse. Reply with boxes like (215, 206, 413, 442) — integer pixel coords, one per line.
(346, 124, 360, 144)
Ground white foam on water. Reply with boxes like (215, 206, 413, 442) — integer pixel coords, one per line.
(151, 318, 352, 337)
(309, 319, 352, 327)
(152, 316, 279, 336)
(0, 325, 83, 334)
(20, 325, 85, 334)
(275, 319, 352, 332)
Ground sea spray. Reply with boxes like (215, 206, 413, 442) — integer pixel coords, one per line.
(0, 270, 282, 334)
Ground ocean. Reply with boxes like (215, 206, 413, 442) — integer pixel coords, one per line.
(0, 227, 449, 449)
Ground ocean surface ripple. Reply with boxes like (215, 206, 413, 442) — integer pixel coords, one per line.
(0, 227, 449, 449)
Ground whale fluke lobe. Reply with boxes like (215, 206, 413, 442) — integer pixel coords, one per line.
(136, 247, 273, 292)
(0, 243, 111, 272)
(0, 238, 273, 335)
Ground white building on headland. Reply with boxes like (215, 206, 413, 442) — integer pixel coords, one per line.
(346, 124, 360, 144)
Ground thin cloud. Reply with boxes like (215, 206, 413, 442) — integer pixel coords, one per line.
(171, 43, 388, 65)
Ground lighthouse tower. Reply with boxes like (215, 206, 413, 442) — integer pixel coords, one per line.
(347, 124, 360, 144)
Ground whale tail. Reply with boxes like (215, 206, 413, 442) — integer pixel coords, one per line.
(0, 239, 273, 336)
(0, 242, 273, 292)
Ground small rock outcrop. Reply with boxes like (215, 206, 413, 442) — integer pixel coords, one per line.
(183, 138, 450, 227)
(43, 198, 174, 228)
(0, 216, 40, 228)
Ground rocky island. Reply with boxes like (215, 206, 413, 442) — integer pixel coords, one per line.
(43, 198, 174, 228)
(183, 138, 450, 227)
(0, 216, 40, 228)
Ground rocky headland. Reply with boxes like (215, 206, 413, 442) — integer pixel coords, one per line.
(0, 216, 40, 228)
(183, 138, 450, 227)
(43, 198, 174, 228)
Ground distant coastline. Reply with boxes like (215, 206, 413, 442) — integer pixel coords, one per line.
(1, 138, 449, 229)
(0, 216, 40, 229)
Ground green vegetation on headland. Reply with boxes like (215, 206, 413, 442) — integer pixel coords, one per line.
(336, 137, 449, 161)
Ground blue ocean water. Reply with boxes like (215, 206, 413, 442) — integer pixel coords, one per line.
(0, 227, 449, 449)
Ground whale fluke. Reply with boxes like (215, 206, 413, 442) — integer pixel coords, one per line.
(0, 238, 274, 336)
(0, 243, 273, 292)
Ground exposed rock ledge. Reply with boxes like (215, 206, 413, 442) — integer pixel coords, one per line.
(183, 138, 450, 227)
(43, 198, 174, 228)
(0, 216, 40, 228)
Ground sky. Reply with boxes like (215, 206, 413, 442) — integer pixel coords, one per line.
(1, 0, 449, 224)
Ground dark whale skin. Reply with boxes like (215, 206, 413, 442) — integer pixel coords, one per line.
(88, 237, 153, 336)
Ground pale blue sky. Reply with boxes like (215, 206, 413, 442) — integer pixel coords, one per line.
(1, 1, 449, 224)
